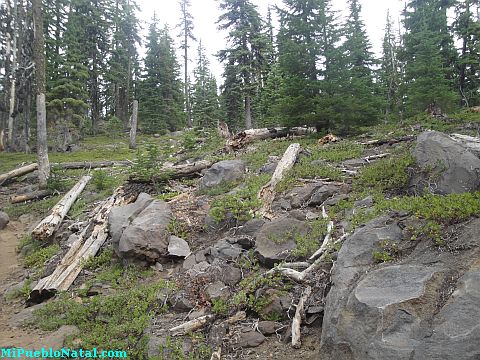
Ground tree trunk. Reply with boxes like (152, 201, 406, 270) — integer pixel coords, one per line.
(32, 0, 50, 188)
(31, 175, 92, 241)
(10, 190, 52, 204)
(129, 100, 138, 149)
(245, 94, 252, 129)
(7, 0, 18, 150)
(0, 163, 38, 184)
(185, 32, 192, 128)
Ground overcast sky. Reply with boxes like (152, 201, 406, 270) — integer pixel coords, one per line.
(137, 0, 405, 82)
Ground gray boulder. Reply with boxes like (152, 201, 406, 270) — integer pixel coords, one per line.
(320, 216, 480, 360)
(411, 131, 480, 194)
(0, 211, 9, 230)
(255, 216, 310, 266)
(167, 236, 191, 258)
(109, 193, 173, 264)
(198, 160, 246, 189)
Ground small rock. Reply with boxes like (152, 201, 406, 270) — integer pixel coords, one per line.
(186, 261, 211, 277)
(168, 235, 191, 258)
(225, 235, 255, 250)
(354, 196, 373, 208)
(205, 281, 230, 301)
(0, 211, 10, 230)
(323, 193, 349, 206)
(305, 211, 319, 220)
(220, 265, 242, 286)
(238, 218, 265, 236)
(258, 321, 282, 336)
(199, 160, 246, 190)
(183, 255, 197, 270)
(210, 240, 243, 260)
(237, 331, 266, 348)
(195, 249, 208, 263)
(147, 334, 167, 358)
(188, 307, 207, 320)
(18, 213, 35, 225)
(11, 303, 46, 328)
(171, 294, 195, 312)
(153, 262, 164, 272)
(43, 325, 80, 349)
(259, 160, 278, 174)
(208, 323, 229, 348)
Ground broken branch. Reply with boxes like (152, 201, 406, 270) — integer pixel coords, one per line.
(169, 315, 215, 336)
(291, 285, 312, 349)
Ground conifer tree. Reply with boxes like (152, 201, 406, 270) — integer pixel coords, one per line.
(217, 0, 266, 129)
(192, 40, 220, 128)
(401, 0, 459, 114)
(177, 0, 196, 127)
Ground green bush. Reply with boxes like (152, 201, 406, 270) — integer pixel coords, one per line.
(130, 142, 160, 182)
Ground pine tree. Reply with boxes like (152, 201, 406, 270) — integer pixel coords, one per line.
(379, 10, 401, 119)
(401, 0, 459, 114)
(334, 0, 380, 132)
(139, 18, 184, 133)
(217, 0, 266, 129)
(192, 40, 220, 128)
(454, 0, 480, 106)
(177, 0, 196, 127)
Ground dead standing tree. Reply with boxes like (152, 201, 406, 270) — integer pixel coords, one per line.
(32, 0, 50, 187)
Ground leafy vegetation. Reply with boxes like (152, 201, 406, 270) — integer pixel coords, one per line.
(24, 244, 60, 269)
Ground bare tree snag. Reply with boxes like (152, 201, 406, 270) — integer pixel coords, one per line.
(7, 0, 18, 150)
(226, 127, 315, 151)
(217, 121, 231, 139)
(10, 189, 51, 203)
(169, 315, 215, 336)
(292, 285, 312, 348)
(28, 187, 131, 304)
(0, 163, 38, 184)
(31, 175, 91, 241)
(32, 0, 50, 187)
(129, 100, 138, 149)
(258, 143, 301, 218)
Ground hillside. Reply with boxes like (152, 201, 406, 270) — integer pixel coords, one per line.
(1, 113, 480, 359)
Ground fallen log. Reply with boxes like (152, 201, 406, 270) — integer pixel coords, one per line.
(0, 163, 38, 184)
(31, 175, 91, 241)
(258, 143, 301, 218)
(364, 153, 389, 163)
(226, 127, 315, 151)
(53, 160, 131, 170)
(292, 285, 312, 349)
(169, 315, 215, 336)
(360, 135, 415, 147)
(28, 187, 131, 305)
(130, 160, 213, 183)
(10, 190, 52, 204)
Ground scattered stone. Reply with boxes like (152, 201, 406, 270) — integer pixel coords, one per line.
(258, 321, 282, 336)
(238, 218, 265, 236)
(219, 264, 242, 286)
(210, 239, 243, 261)
(225, 235, 255, 250)
(259, 289, 292, 320)
(205, 281, 230, 301)
(171, 293, 195, 312)
(43, 325, 80, 349)
(411, 131, 480, 194)
(182, 255, 197, 270)
(109, 193, 173, 265)
(237, 331, 266, 348)
(188, 307, 207, 320)
(255, 216, 310, 266)
(10, 303, 46, 328)
(0, 211, 10, 230)
(147, 334, 166, 358)
(308, 184, 340, 206)
(323, 193, 349, 206)
(354, 195, 373, 208)
(198, 160, 246, 190)
(208, 323, 229, 348)
(195, 249, 208, 263)
(259, 159, 279, 174)
(287, 183, 323, 208)
(167, 236, 191, 258)
(153, 262, 164, 272)
(18, 213, 35, 225)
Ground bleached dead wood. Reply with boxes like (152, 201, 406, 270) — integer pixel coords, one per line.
(10, 189, 52, 203)
(31, 175, 91, 241)
(258, 143, 301, 218)
(28, 187, 130, 304)
(226, 127, 315, 150)
(210, 347, 222, 360)
(308, 220, 334, 262)
(226, 311, 247, 324)
(164, 160, 213, 180)
(450, 133, 480, 152)
(217, 121, 231, 139)
(169, 315, 215, 336)
(364, 153, 389, 163)
(291, 285, 312, 349)
(360, 135, 415, 147)
(0, 163, 38, 184)
(54, 160, 131, 170)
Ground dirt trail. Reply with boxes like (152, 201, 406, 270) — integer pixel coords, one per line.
(0, 219, 49, 348)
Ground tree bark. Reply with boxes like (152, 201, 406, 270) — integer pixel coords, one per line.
(0, 163, 38, 184)
(28, 187, 132, 305)
(10, 190, 52, 204)
(245, 94, 252, 129)
(129, 100, 138, 149)
(31, 175, 92, 241)
(258, 143, 301, 218)
(32, 0, 50, 187)
(7, 0, 18, 150)
(291, 286, 312, 349)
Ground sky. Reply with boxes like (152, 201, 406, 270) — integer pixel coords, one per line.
(137, 0, 405, 82)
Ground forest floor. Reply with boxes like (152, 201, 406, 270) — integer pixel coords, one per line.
(0, 110, 479, 359)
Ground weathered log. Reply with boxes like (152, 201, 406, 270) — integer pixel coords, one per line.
(292, 285, 312, 349)
(169, 315, 215, 336)
(130, 160, 213, 183)
(31, 175, 91, 241)
(53, 160, 131, 170)
(28, 187, 131, 305)
(364, 153, 389, 162)
(226, 127, 315, 151)
(360, 135, 415, 147)
(0, 163, 38, 184)
(10, 190, 52, 204)
(258, 143, 301, 218)
(129, 100, 138, 149)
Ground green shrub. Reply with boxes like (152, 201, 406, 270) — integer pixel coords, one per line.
(24, 244, 60, 268)
(91, 170, 113, 191)
(130, 142, 160, 182)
